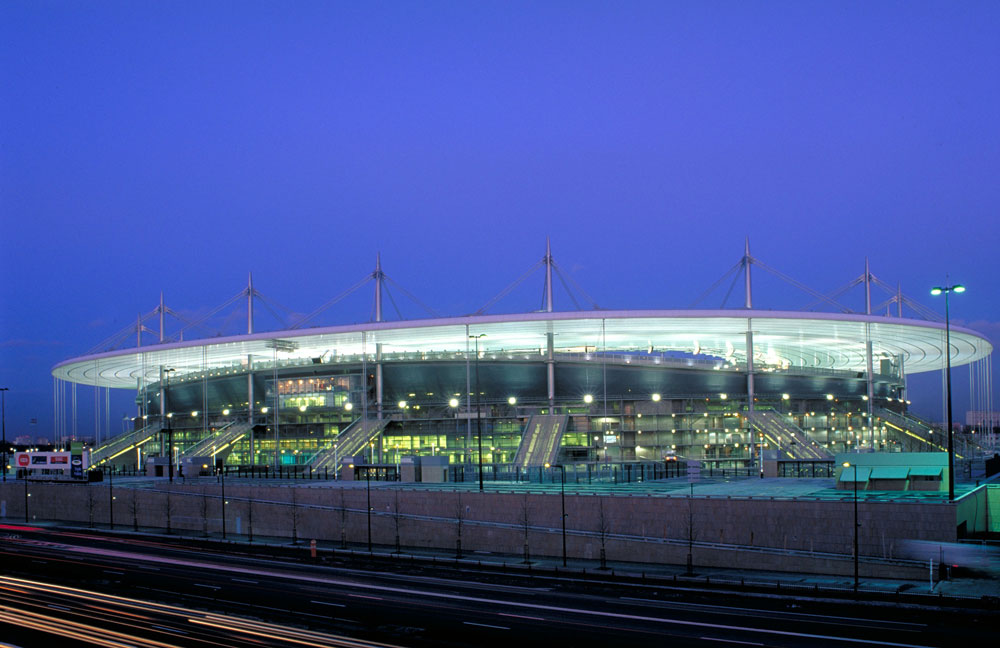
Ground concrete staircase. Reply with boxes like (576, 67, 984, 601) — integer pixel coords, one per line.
(512, 414, 569, 469)
(178, 421, 253, 463)
(309, 417, 391, 473)
(748, 411, 832, 461)
(90, 424, 161, 467)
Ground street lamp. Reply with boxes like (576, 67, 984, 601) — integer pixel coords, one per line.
(470, 334, 487, 492)
(931, 283, 964, 501)
(220, 461, 227, 539)
(843, 461, 859, 593)
(546, 462, 567, 566)
(162, 368, 176, 481)
(165, 413, 175, 482)
(1, 387, 8, 483)
(366, 465, 372, 552)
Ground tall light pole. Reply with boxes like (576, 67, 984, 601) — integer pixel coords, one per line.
(931, 283, 964, 501)
(1, 387, 8, 483)
(166, 413, 174, 482)
(220, 462, 226, 539)
(546, 463, 567, 566)
(843, 461, 859, 593)
(470, 334, 487, 492)
(366, 466, 372, 552)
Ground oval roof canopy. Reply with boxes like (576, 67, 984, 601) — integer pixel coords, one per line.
(52, 310, 992, 389)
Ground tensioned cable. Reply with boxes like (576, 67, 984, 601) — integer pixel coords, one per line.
(382, 282, 404, 321)
(554, 267, 583, 311)
(870, 276, 941, 321)
(255, 297, 289, 330)
(384, 275, 441, 318)
(689, 259, 742, 308)
(752, 258, 853, 313)
(291, 274, 372, 329)
(173, 289, 247, 339)
(799, 276, 863, 312)
(475, 259, 544, 314)
(87, 308, 158, 353)
(552, 260, 600, 309)
(719, 264, 743, 309)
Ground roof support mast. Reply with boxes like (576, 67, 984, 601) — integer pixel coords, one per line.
(744, 239, 759, 475)
(545, 238, 556, 410)
(247, 273, 255, 461)
(374, 254, 384, 462)
(864, 259, 876, 448)
(159, 292, 165, 343)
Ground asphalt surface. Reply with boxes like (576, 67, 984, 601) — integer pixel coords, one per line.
(0, 523, 997, 647)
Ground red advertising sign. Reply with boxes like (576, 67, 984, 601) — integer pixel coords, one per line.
(16, 454, 29, 467)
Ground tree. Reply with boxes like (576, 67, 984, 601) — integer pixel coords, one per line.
(165, 487, 174, 535)
(200, 486, 209, 537)
(520, 492, 532, 564)
(130, 490, 140, 532)
(339, 488, 347, 549)
(246, 492, 254, 543)
(597, 496, 610, 570)
(391, 487, 402, 554)
(290, 488, 300, 544)
(86, 484, 96, 529)
(455, 492, 464, 559)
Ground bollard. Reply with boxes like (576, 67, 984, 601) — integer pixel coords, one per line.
(310, 539, 317, 559)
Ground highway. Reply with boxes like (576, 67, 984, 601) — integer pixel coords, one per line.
(0, 524, 996, 647)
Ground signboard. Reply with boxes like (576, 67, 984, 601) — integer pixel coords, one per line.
(71, 442, 84, 480)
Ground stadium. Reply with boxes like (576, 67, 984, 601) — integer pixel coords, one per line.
(50, 242, 995, 481)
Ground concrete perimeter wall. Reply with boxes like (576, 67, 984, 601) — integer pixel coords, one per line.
(0, 481, 955, 580)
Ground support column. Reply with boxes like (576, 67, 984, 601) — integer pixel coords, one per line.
(744, 238, 752, 310)
(159, 292, 165, 343)
(247, 272, 254, 335)
(864, 258, 875, 448)
(373, 254, 384, 462)
(545, 239, 555, 410)
(746, 322, 757, 474)
(247, 354, 254, 463)
(546, 331, 555, 410)
(465, 325, 472, 465)
(247, 278, 254, 463)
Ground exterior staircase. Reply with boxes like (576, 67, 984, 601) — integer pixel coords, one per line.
(309, 417, 392, 473)
(90, 424, 161, 467)
(178, 421, 252, 462)
(748, 411, 832, 461)
(875, 407, 949, 453)
(875, 407, 985, 459)
(512, 414, 569, 469)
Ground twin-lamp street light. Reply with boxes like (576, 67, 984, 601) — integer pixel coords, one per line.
(842, 461, 860, 593)
(930, 283, 964, 502)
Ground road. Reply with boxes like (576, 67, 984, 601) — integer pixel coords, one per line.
(0, 524, 995, 647)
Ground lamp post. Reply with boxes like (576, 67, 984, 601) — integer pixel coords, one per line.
(931, 283, 964, 501)
(843, 461, 859, 593)
(470, 334, 487, 492)
(1, 387, 8, 483)
(220, 462, 226, 539)
(366, 465, 372, 552)
(108, 467, 114, 530)
(546, 463, 567, 566)
(166, 413, 174, 483)
(162, 368, 175, 482)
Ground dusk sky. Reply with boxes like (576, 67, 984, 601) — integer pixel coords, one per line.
(2, 2, 998, 440)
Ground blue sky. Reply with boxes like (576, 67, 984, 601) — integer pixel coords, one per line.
(2, 1, 998, 440)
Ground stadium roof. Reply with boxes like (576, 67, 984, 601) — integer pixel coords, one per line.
(52, 309, 992, 389)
